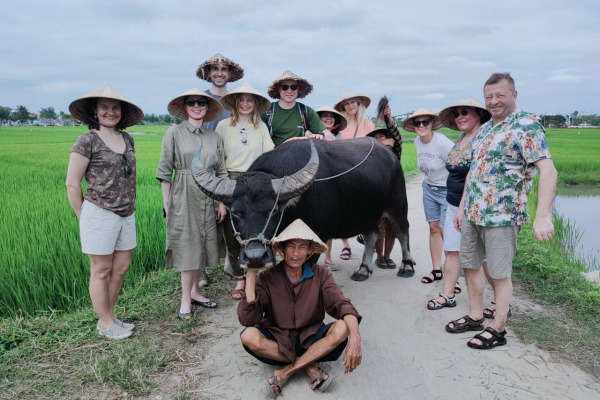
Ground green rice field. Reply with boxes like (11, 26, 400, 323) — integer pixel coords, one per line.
(0, 126, 597, 317)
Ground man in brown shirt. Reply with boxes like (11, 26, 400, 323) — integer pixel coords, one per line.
(238, 219, 362, 397)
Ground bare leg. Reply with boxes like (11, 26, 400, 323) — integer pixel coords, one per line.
(180, 270, 195, 313)
(324, 239, 334, 265)
(471, 276, 512, 345)
(447, 267, 485, 330)
(422, 221, 444, 282)
(89, 254, 116, 329)
(106, 250, 132, 318)
(190, 268, 211, 303)
(375, 238, 384, 259)
(383, 232, 395, 259)
(429, 251, 460, 307)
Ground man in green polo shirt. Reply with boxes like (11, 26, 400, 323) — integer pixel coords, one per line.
(262, 70, 333, 146)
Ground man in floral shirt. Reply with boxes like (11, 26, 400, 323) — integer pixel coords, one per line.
(448, 73, 557, 349)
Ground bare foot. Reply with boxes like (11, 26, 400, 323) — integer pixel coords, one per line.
(304, 363, 330, 390)
(268, 368, 291, 396)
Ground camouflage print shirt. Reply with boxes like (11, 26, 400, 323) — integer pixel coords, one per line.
(464, 108, 551, 227)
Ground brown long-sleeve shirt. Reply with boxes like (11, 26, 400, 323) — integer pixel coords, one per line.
(238, 262, 362, 362)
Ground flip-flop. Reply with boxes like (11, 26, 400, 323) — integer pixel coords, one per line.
(310, 369, 333, 393)
(263, 376, 282, 399)
(356, 235, 364, 245)
(230, 288, 244, 300)
(340, 247, 352, 260)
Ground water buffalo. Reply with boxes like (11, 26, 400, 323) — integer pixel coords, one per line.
(191, 138, 415, 281)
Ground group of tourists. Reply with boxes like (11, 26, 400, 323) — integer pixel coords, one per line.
(65, 50, 557, 396)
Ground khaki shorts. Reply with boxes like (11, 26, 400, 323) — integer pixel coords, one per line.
(459, 222, 520, 279)
(80, 200, 137, 255)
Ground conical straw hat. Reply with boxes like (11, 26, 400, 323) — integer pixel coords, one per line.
(267, 70, 313, 99)
(196, 53, 244, 83)
(272, 219, 328, 256)
(438, 97, 491, 131)
(68, 85, 144, 129)
(167, 88, 224, 123)
(401, 107, 443, 132)
(333, 91, 372, 112)
(315, 105, 348, 133)
(219, 82, 271, 113)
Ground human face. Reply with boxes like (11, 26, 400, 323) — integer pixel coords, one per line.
(320, 112, 336, 129)
(454, 107, 481, 135)
(484, 79, 517, 123)
(373, 132, 387, 143)
(283, 239, 311, 269)
(413, 116, 433, 140)
(237, 93, 255, 116)
(209, 63, 231, 88)
(185, 95, 207, 120)
(343, 99, 359, 116)
(278, 79, 298, 104)
(94, 98, 122, 128)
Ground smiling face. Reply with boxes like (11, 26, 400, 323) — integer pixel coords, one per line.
(454, 107, 481, 135)
(283, 239, 311, 269)
(413, 116, 434, 140)
(237, 93, 255, 116)
(319, 111, 336, 129)
(185, 95, 208, 121)
(94, 98, 122, 128)
(209, 63, 231, 88)
(342, 98, 359, 116)
(278, 79, 299, 104)
(484, 79, 518, 123)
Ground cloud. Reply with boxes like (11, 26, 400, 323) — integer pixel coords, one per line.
(420, 93, 446, 100)
(547, 68, 583, 82)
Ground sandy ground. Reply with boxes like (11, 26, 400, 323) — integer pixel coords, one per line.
(152, 173, 600, 400)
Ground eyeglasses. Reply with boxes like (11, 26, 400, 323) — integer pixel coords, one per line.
(240, 128, 248, 144)
(280, 84, 298, 91)
(413, 119, 431, 127)
(184, 99, 208, 107)
(453, 108, 472, 118)
(120, 154, 132, 175)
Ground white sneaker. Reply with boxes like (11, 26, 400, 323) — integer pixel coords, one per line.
(97, 322, 133, 340)
(114, 318, 135, 331)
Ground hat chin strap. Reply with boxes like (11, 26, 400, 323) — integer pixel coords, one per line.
(283, 250, 315, 266)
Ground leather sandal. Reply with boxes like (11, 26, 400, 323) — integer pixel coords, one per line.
(427, 293, 456, 310)
(467, 326, 507, 349)
(454, 282, 462, 294)
(421, 269, 443, 284)
(483, 301, 512, 319)
(263, 376, 282, 399)
(310, 368, 333, 392)
(231, 276, 245, 300)
(445, 315, 485, 333)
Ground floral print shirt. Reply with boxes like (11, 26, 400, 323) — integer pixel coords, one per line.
(464, 109, 551, 226)
(71, 130, 136, 217)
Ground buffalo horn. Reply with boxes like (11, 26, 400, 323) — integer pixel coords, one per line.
(272, 140, 319, 202)
(191, 146, 237, 203)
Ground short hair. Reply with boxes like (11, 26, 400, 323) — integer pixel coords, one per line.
(484, 72, 515, 91)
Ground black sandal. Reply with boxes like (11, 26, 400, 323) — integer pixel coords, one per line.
(421, 269, 443, 284)
(467, 327, 507, 349)
(445, 315, 485, 333)
(483, 301, 512, 319)
(454, 282, 462, 294)
(340, 247, 352, 260)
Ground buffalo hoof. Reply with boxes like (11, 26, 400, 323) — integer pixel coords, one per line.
(350, 271, 369, 282)
(396, 265, 415, 278)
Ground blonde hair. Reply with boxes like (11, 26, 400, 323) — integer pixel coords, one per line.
(340, 97, 367, 129)
(229, 93, 261, 129)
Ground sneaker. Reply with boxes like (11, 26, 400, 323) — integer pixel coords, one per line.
(114, 318, 135, 331)
(98, 322, 133, 340)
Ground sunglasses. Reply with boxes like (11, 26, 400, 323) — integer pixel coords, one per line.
(184, 99, 208, 107)
(280, 84, 298, 91)
(240, 128, 248, 144)
(413, 119, 431, 127)
(120, 154, 132, 175)
(453, 108, 472, 118)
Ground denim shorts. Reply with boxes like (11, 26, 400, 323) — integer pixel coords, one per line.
(422, 181, 448, 227)
(241, 322, 348, 366)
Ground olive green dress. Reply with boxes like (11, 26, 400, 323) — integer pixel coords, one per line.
(156, 120, 228, 271)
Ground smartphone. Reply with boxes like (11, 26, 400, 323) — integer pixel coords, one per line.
(162, 208, 166, 218)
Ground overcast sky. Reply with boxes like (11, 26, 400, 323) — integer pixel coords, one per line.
(1, 0, 599, 118)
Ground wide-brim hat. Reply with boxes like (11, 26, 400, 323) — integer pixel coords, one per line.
(267, 70, 313, 99)
(367, 128, 391, 139)
(315, 105, 348, 132)
(438, 97, 492, 131)
(402, 108, 443, 132)
(219, 82, 271, 113)
(167, 88, 224, 123)
(196, 53, 244, 83)
(333, 91, 372, 113)
(68, 85, 144, 129)
(272, 219, 328, 256)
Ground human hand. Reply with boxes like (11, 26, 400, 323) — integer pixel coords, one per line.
(217, 203, 226, 223)
(381, 138, 395, 147)
(453, 207, 464, 232)
(307, 133, 324, 141)
(284, 136, 309, 143)
(533, 215, 554, 241)
(342, 334, 362, 374)
(163, 202, 168, 221)
(384, 105, 393, 123)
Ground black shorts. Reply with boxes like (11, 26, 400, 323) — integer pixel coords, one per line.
(241, 322, 348, 366)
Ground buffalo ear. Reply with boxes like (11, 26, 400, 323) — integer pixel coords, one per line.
(271, 140, 319, 202)
(191, 146, 237, 204)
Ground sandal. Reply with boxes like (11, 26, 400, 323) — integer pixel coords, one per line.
(356, 235, 364, 245)
(445, 315, 485, 333)
(310, 368, 333, 392)
(263, 376, 282, 399)
(231, 276, 246, 300)
(427, 293, 456, 310)
(467, 326, 507, 349)
(483, 302, 512, 319)
(454, 282, 461, 294)
(324, 261, 339, 271)
(421, 269, 443, 284)
(340, 247, 352, 260)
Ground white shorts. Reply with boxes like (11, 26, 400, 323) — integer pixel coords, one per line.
(443, 204, 461, 252)
(80, 200, 136, 255)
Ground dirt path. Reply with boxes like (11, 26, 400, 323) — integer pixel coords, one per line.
(152, 173, 600, 399)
